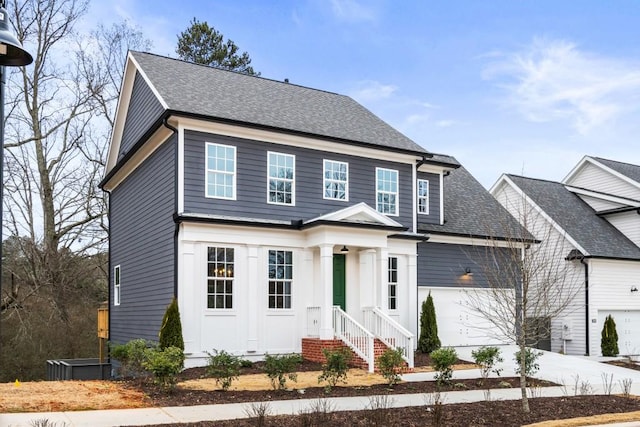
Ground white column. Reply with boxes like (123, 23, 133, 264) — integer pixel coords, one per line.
(376, 247, 389, 310)
(246, 245, 259, 352)
(319, 244, 334, 339)
(359, 249, 376, 308)
(407, 253, 418, 344)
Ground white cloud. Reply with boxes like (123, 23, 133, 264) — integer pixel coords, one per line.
(484, 38, 640, 135)
(329, 0, 377, 23)
(349, 80, 397, 102)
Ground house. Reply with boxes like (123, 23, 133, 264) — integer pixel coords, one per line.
(491, 156, 640, 356)
(101, 51, 525, 370)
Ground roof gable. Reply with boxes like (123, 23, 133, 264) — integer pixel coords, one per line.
(563, 156, 640, 200)
(305, 202, 403, 228)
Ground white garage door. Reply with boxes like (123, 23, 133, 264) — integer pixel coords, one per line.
(598, 310, 640, 356)
(419, 287, 511, 347)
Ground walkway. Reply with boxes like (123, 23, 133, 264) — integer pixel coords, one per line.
(2, 345, 640, 427)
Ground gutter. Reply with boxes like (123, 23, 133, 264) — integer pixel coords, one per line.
(162, 118, 180, 299)
(580, 256, 590, 356)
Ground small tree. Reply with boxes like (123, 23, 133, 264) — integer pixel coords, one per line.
(471, 346, 503, 386)
(601, 315, 619, 357)
(159, 298, 184, 351)
(377, 348, 405, 387)
(418, 292, 441, 353)
(431, 347, 458, 386)
(206, 349, 242, 391)
(318, 347, 351, 392)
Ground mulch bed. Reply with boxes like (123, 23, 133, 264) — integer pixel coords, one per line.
(605, 359, 640, 372)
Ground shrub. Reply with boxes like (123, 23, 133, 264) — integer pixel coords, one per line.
(159, 298, 184, 351)
(110, 339, 154, 378)
(240, 358, 254, 368)
(263, 353, 303, 390)
(471, 346, 503, 385)
(513, 348, 542, 377)
(142, 346, 185, 389)
(377, 347, 405, 387)
(206, 349, 242, 391)
(431, 347, 458, 386)
(417, 292, 441, 354)
(601, 315, 619, 357)
(318, 347, 351, 391)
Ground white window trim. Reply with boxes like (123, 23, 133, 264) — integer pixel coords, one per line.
(388, 257, 398, 311)
(267, 249, 294, 311)
(417, 179, 429, 215)
(205, 142, 237, 200)
(206, 246, 235, 311)
(114, 265, 121, 306)
(323, 159, 349, 201)
(375, 167, 399, 216)
(267, 151, 296, 206)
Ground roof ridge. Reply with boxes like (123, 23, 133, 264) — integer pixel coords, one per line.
(130, 50, 349, 98)
(506, 173, 561, 185)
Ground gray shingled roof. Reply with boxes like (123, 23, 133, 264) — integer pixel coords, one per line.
(131, 51, 430, 155)
(419, 165, 529, 240)
(594, 157, 640, 184)
(508, 175, 640, 260)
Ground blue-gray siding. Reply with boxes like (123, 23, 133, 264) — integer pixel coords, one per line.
(418, 242, 516, 288)
(110, 137, 176, 343)
(183, 130, 414, 227)
(119, 71, 165, 159)
(416, 172, 440, 225)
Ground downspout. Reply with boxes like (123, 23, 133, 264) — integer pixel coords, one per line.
(163, 117, 180, 298)
(580, 256, 589, 356)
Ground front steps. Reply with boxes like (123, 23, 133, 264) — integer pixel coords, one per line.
(301, 337, 412, 373)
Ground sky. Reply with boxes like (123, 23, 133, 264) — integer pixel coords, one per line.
(86, 0, 640, 189)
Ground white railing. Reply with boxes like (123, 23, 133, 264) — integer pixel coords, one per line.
(306, 306, 321, 337)
(332, 306, 375, 372)
(363, 306, 414, 368)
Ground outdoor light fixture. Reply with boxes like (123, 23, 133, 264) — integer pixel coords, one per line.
(340, 245, 349, 253)
(0, 0, 33, 360)
(464, 267, 473, 276)
(632, 286, 639, 293)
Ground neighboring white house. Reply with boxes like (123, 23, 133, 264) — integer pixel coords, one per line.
(491, 156, 640, 356)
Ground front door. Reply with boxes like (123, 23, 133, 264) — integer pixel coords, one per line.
(333, 254, 346, 311)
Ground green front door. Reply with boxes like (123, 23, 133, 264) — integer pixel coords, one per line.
(333, 254, 346, 310)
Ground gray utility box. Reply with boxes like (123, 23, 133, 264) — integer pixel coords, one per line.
(46, 358, 111, 380)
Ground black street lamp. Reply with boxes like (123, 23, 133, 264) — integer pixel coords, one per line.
(0, 0, 33, 362)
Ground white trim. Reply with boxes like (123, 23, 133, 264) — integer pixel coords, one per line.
(174, 116, 422, 165)
(103, 125, 173, 192)
(564, 156, 640, 191)
(308, 201, 402, 228)
(205, 142, 237, 200)
(322, 159, 349, 201)
(113, 265, 121, 306)
(411, 163, 417, 233)
(493, 175, 589, 255)
(267, 151, 296, 206)
(417, 179, 430, 215)
(565, 185, 640, 206)
(177, 125, 185, 213)
(427, 234, 520, 248)
(375, 167, 399, 217)
(439, 172, 444, 225)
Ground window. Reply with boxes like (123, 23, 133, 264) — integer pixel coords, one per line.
(207, 247, 234, 309)
(114, 265, 121, 306)
(268, 250, 293, 309)
(417, 179, 429, 214)
(323, 160, 348, 200)
(268, 152, 295, 205)
(388, 257, 398, 310)
(376, 168, 398, 215)
(206, 143, 236, 199)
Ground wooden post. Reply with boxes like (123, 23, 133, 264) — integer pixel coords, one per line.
(97, 302, 109, 364)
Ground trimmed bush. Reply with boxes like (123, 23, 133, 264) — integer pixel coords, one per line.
(431, 347, 458, 386)
(206, 349, 242, 391)
(318, 347, 351, 392)
(471, 346, 503, 385)
(601, 314, 619, 357)
(263, 353, 303, 390)
(110, 339, 154, 378)
(418, 292, 441, 354)
(377, 347, 405, 387)
(159, 298, 184, 351)
(143, 346, 185, 389)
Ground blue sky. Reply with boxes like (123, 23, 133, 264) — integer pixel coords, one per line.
(88, 0, 640, 188)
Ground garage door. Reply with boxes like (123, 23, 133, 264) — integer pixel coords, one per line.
(598, 310, 640, 356)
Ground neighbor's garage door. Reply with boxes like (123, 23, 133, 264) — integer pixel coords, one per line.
(598, 310, 640, 356)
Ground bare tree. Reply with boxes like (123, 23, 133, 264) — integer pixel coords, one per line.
(0, 0, 149, 379)
(465, 186, 584, 412)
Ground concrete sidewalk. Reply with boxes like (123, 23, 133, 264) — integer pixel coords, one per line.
(2, 346, 640, 427)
